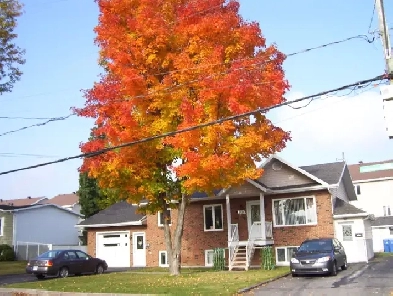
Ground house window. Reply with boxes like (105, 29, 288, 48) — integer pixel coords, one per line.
(203, 205, 223, 231)
(276, 246, 299, 265)
(342, 225, 353, 241)
(158, 251, 169, 267)
(0, 217, 3, 236)
(273, 197, 317, 227)
(158, 210, 172, 227)
(355, 185, 361, 195)
(205, 249, 225, 267)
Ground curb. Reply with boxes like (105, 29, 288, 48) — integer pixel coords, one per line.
(0, 288, 156, 296)
(237, 271, 291, 294)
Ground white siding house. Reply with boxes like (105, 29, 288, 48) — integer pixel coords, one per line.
(12, 204, 82, 245)
(349, 160, 393, 253)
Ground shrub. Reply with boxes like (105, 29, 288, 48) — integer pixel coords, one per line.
(0, 244, 15, 261)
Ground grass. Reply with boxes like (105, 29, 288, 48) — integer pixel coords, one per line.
(6, 267, 289, 295)
(0, 260, 27, 275)
(374, 252, 393, 258)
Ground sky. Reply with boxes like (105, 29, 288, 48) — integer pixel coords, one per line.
(1, 0, 393, 200)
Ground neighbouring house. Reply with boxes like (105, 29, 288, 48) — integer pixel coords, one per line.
(348, 159, 393, 252)
(0, 196, 48, 207)
(0, 203, 83, 259)
(43, 193, 81, 215)
(76, 155, 373, 270)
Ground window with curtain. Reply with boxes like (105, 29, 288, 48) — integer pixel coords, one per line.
(273, 197, 317, 226)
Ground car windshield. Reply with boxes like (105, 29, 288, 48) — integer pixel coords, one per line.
(298, 240, 333, 252)
(38, 251, 61, 258)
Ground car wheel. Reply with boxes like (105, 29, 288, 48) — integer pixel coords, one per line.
(58, 267, 69, 278)
(291, 273, 298, 277)
(330, 261, 338, 276)
(35, 274, 45, 280)
(96, 264, 104, 275)
(341, 258, 348, 270)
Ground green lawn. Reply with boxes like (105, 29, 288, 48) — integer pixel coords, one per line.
(7, 267, 289, 295)
(0, 261, 27, 275)
(374, 252, 393, 258)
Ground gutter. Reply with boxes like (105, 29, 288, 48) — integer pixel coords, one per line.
(333, 213, 369, 219)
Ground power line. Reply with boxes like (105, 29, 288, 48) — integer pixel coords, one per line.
(0, 153, 60, 158)
(0, 33, 380, 136)
(0, 115, 74, 137)
(0, 116, 59, 120)
(0, 73, 388, 176)
(368, 0, 377, 33)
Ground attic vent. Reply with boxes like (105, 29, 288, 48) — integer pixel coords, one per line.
(272, 161, 282, 171)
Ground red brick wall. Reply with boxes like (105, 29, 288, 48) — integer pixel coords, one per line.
(266, 190, 334, 247)
(86, 190, 334, 267)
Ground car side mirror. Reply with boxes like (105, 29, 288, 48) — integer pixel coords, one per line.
(334, 246, 340, 251)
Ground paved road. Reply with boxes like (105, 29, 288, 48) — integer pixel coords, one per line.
(250, 257, 393, 296)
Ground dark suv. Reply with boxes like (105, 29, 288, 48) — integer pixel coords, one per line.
(290, 238, 347, 277)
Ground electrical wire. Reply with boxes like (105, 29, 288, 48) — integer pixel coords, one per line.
(0, 115, 74, 137)
(0, 153, 60, 158)
(0, 32, 381, 136)
(368, 0, 377, 33)
(0, 73, 388, 176)
(0, 116, 58, 120)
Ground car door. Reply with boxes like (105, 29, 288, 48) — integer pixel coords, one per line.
(64, 251, 79, 274)
(75, 251, 94, 273)
(333, 239, 344, 266)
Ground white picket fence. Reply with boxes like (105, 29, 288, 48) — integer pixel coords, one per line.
(15, 241, 87, 260)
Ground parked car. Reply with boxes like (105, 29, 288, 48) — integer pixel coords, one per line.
(26, 249, 108, 279)
(290, 238, 347, 277)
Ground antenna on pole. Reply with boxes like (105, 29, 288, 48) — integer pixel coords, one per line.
(336, 152, 345, 162)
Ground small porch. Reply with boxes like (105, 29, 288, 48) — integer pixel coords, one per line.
(225, 192, 274, 271)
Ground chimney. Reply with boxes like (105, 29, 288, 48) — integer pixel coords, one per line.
(359, 161, 363, 164)
(27, 196, 31, 199)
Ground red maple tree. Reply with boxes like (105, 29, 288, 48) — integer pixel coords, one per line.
(75, 0, 290, 275)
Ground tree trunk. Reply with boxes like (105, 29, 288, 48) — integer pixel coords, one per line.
(163, 193, 187, 276)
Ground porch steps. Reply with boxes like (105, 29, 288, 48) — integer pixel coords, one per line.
(230, 246, 248, 271)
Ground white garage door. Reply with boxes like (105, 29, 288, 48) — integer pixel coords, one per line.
(96, 232, 130, 268)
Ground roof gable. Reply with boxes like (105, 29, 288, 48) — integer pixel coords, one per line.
(258, 155, 329, 187)
(300, 162, 345, 185)
(44, 193, 79, 206)
(0, 196, 48, 207)
(333, 198, 367, 216)
(78, 201, 145, 226)
(349, 160, 393, 181)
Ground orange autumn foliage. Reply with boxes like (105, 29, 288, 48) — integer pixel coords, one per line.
(75, 0, 290, 204)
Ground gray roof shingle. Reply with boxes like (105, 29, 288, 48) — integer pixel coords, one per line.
(333, 198, 367, 216)
(370, 216, 393, 227)
(78, 201, 144, 226)
(300, 162, 345, 185)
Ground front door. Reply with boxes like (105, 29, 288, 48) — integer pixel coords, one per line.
(132, 232, 146, 267)
(246, 201, 262, 239)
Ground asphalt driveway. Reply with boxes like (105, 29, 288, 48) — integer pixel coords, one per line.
(250, 257, 393, 296)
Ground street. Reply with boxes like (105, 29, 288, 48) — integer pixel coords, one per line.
(249, 257, 393, 296)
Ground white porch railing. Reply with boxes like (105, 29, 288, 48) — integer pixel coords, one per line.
(265, 221, 273, 238)
(246, 223, 256, 270)
(229, 223, 239, 270)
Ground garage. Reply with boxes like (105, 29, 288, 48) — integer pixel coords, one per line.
(333, 199, 374, 263)
(96, 231, 131, 268)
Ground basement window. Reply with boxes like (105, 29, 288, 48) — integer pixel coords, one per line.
(205, 249, 225, 267)
(158, 251, 168, 267)
(275, 246, 299, 266)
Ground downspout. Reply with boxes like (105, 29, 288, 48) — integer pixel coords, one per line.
(327, 186, 337, 237)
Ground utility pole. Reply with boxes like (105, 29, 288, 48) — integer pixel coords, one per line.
(376, 0, 393, 139)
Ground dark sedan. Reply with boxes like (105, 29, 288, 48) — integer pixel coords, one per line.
(26, 249, 108, 279)
(290, 238, 347, 277)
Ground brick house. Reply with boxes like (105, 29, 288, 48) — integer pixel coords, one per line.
(77, 155, 374, 269)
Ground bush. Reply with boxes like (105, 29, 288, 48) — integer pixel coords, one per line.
(0, 244, 15, 261)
